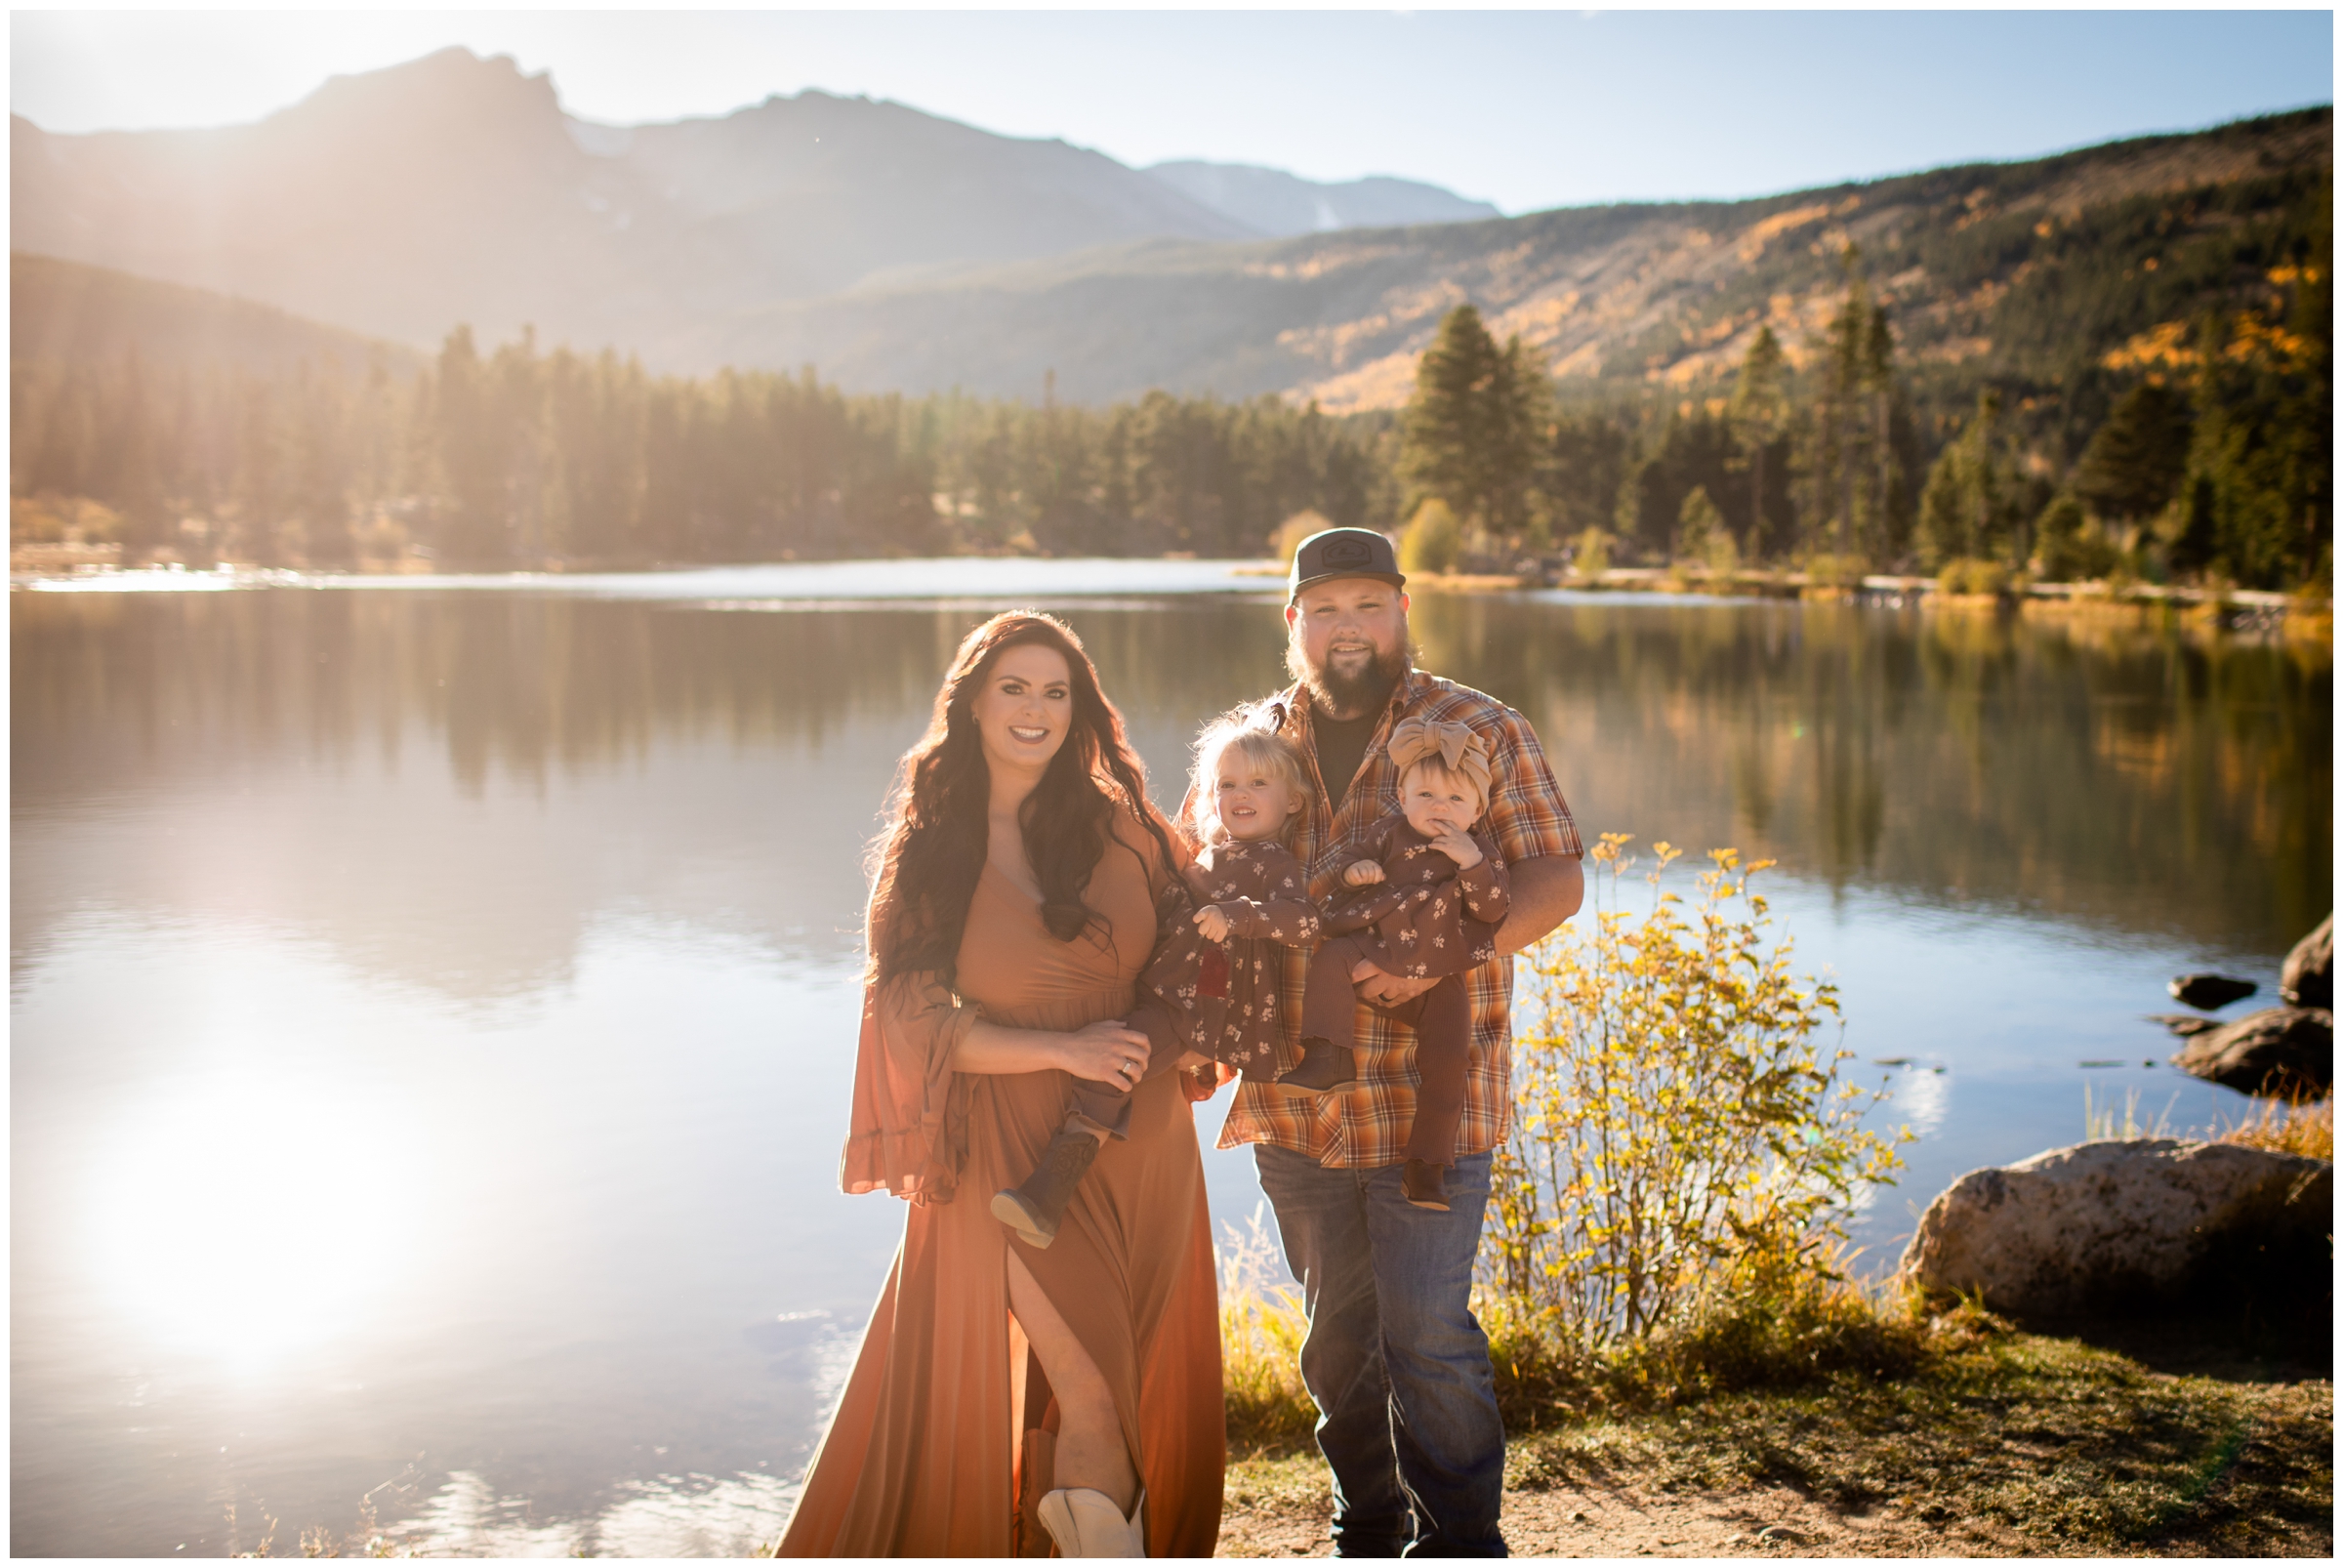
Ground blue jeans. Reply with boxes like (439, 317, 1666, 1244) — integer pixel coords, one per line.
(1254, 1144, 1507, 1557)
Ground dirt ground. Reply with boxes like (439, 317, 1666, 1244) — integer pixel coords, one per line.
(1216, 1477, 2037, 1557)
(1215, 1465, 2341, 1558)
(1214, 1332, 2333, 1560)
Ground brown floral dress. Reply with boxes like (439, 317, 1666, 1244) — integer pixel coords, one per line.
(1132, 838, 1322, 1073)
(1322, 813, 1510, 979)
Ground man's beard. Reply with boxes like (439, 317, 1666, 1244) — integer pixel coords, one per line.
(1288, 632, 1412, 719)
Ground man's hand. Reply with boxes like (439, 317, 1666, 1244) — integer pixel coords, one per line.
(1343, 859, 1385, 887)
(1428, 829, 1482, 869)
(1192, 903, 1233, 943)
(1350, 958, 1438, 1008)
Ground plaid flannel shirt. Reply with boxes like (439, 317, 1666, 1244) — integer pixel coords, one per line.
(1210, 669, 1583, 1168)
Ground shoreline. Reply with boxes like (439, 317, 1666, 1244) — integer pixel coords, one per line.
(11, 549, 2333, 634)
(1218, 1325, 2333, 1558)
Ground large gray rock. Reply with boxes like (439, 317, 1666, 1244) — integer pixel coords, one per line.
(1898, 1138, 2332, 1320)
(2281, 914, 2332, 1009)
(2170, 1006, 2333, 1094)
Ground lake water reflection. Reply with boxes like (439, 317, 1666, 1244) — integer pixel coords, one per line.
(12, 569, 2330, 1555)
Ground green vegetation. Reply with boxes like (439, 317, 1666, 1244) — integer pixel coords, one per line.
(7, 331, 1392, 570)
(1396, 498, 1461, 576)
(1398, 304, 1549, 552)
(1391, 224, 2327, 589)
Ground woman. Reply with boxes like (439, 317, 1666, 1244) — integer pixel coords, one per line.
(774, 612, 1223, 1557)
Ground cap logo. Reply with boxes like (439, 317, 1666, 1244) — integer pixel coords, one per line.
(1322, 540, 1373, 567)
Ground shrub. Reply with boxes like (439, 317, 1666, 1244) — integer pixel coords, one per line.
(1482, 838, 1909, 1388)
(1267, 509, 1333, 563)
(1937, 557, 2012, 597)
(2032, 495, 2123, 583)
(1570, 526, 1613, 580)
(1397, 499, 1460, 576)
(1674, 485, 1723, 565)
(1704, 526, 1742, 579)
(1804, 552, 1867, 590)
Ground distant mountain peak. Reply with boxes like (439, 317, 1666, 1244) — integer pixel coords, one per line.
(1145, 159, 1500, 236)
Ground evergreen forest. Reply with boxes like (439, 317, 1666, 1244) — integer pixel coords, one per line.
(10, 140, 2331, 591)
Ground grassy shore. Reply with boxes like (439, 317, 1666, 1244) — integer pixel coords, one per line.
(1219, 1097, 2333, 1557)
(1219, 1321, 2332, 1557)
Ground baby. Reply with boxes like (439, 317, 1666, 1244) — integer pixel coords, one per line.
(1281, 716, 1511, 1212)
(992, 719, 1322, 1249)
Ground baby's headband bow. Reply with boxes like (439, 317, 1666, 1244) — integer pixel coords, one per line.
(1386, 716, 1492, 800)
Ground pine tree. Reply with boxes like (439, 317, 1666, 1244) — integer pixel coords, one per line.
(1797, 256, 1913, 566)
(1400, 304, 1549, 548)
(1917, 390, 2015, 569)
(2074, 382, 2192, 523)
(1727, 325, 1789, 556)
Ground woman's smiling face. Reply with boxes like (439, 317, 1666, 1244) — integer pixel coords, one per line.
(970, 641, 1074, 779)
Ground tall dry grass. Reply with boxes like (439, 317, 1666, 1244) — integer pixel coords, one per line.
(1215, 1204, 1316, 1452)
(2212, 1093, 2334, 1161)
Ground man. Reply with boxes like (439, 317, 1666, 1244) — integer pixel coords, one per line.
(1213, 527, 1583, 1557)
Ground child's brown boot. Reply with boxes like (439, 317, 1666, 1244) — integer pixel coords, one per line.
(990, 1125, 1100, 1248)
(1401, 1159, 1450, 1211)
(1278, 1037, 1358, 1093)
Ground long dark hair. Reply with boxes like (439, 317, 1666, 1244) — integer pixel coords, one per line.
(868, 611, 1176, 983)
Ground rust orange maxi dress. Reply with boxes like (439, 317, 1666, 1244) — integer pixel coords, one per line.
(776, 813, 1225, 1557)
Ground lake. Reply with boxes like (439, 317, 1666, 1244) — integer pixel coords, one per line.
(11, 561, 2330, 1555)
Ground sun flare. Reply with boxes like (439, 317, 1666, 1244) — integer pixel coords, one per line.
(84, 1078, 426, 1363)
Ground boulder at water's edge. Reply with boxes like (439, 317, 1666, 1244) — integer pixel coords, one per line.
(1898, 1138, 2331, 1321)
(2168, 972, 2257, 1010)
(2281, 914, 2332, 1010)
(2170, 1006, 2333, 1094)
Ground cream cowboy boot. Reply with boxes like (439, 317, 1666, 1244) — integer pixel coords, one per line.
(1036, 1487, 1145, 1556)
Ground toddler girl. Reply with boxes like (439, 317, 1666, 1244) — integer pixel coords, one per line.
(1280, 717, 1510, 1212)
(992, 719, 1322, 1248)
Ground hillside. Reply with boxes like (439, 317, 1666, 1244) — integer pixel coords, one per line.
(10, 47, 1488, 363)
(688, 109, 2331, 430)
(13, 42, 2326, 451)
(11, 252, 421, 377)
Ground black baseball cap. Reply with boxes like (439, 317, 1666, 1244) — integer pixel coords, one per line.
(1288, 527, 1406, 601)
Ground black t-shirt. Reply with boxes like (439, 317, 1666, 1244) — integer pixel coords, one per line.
(1311, 707, 1381, 815)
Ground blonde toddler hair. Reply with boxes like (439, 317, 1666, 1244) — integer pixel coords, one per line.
(1190, 717, 1314, 846)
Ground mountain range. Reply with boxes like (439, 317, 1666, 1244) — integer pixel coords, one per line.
(12, 47, 1488, 369)
(12, 47, 2331, 413)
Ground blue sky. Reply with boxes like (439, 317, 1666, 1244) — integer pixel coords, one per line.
(12, 9, 2333, 213)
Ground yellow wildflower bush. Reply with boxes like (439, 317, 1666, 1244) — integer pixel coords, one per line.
(1481, 836, 1908, 1375)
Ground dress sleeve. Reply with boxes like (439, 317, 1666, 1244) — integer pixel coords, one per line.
(840, 969, 980, 1204)
(1223, 846, 1323, 944)
(1456, 830, 1512, 924)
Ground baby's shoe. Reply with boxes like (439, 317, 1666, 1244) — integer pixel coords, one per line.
(1278, 1037, 1358, 1094)
(1401, 1158, 1450, 1211)
(990, 1124, 1099, 1249)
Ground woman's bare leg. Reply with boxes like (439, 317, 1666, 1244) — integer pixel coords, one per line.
(1006, 1248, 1139, 1514)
